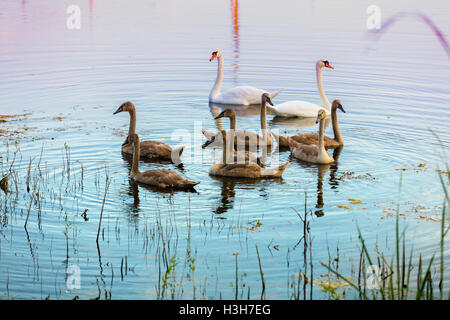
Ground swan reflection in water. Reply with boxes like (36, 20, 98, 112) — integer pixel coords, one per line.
(269, 114, 331, 129)
(289, 146, 343, 217)
(209, 175, 283, 216)
(209, 101, 262, 119)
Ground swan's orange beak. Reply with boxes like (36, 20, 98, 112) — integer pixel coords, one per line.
(210, 53, 217, 62)
(324, 62, 334, 69)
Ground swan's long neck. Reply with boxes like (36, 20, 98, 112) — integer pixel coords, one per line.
(229, 114, 236, 130)
(260, 100, 272, 144)
(210, 55, 224, 100)
(316, 65, 331, 110)
(318, 118, 327, 158)
(331, 108, 343, 144)
(221, 131, 228, 164)
(128, 109, 137, 136)
(131, 137, 140, 175)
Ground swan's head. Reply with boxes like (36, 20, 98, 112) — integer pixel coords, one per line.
(317, 59, 334, 69)
(113, 101, 135, 115)
(210, 49, 222, 61)
(331, 99, 345, 113)
(316, 109, 327, 124)
(215, 108, 236, 120)
(262, 93, 274, 106)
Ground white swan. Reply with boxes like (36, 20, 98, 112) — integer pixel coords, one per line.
(268, 59, 334, 118)
(209, 49, 280, 105)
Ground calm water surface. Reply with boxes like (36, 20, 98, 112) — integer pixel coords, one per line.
(0, 0, 449, 299)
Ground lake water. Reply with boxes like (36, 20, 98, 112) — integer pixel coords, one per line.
(0, 0, 449, 299)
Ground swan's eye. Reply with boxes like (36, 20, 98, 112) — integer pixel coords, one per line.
(323, 60, 334, 69)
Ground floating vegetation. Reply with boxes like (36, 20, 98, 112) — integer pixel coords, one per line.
(436, 169, 449, 176)
(336, 171, 378, 181)
(247, 219, 263, 231)
(348, 198, 362, 205)
(418, 215, 441, 222)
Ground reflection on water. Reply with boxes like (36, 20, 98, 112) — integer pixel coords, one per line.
(230, 0, 240, 86)
(209, 102, 262, 119)
(289, 146, 344, 218)
(89, 0, 94, 31)
(127, 179, 141, 215)
(314, 146, 343, 217)
(328, 146, 343, 190)
(211, 176, 236, 215)
(210, 175, 283, 215)
(270, 115, 331, 129)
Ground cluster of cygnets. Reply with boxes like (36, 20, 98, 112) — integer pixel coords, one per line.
(113, 49, 345, 190)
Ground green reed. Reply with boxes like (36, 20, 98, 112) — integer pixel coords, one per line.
(322, 164, 449, 300)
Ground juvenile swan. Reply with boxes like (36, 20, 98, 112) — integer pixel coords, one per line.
(209, 130, 290, 178)
(273, 100, 345, 148)
(113, 102, 184, 163)
(203, 93, 274, 148)
(209, 49, 280, 105)
(288, 108, 335, 164)
(129, 134, 199, 189)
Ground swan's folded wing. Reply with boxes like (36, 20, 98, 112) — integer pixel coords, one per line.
(140, 169, 195, 188)
(217, 86, 266, 105)
(216, 163, 261, 178)
(272, 101, 325, 118)
(292, 133, 319, 145)
(139, 140, 172, 159)
(293, 144, 318, 158)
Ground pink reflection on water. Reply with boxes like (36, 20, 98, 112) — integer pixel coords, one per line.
(368, 12, 450, 58)
(230, 0, 240, 85)
(90, 0, 94, 30)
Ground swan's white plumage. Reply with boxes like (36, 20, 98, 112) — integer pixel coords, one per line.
(211, 86, 280, 105)
(268, 101, 327, 118)
(209, 49, 280, 105)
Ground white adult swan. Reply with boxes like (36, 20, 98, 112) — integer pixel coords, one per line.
(268, 59, 334, 118)
(209, 49, 280, 105)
